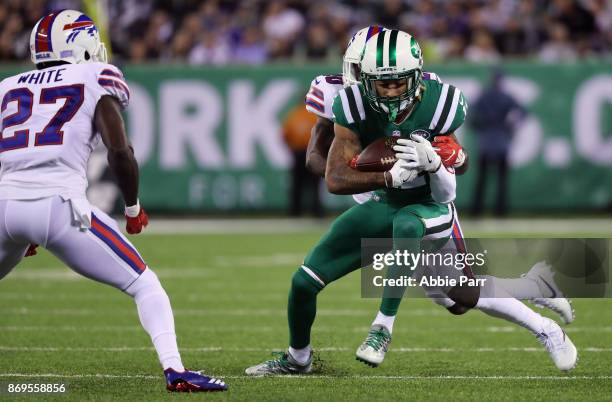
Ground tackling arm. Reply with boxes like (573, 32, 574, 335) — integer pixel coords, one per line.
(305, 116, 334, 177)
(325, 124, 387, 194)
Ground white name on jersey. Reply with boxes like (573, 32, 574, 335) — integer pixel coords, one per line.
(0, 62, 129, 200)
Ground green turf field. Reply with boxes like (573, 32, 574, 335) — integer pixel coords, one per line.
(1, 229, 611, 401)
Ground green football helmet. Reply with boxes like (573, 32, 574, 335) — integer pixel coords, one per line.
(359, 30, 423, 122)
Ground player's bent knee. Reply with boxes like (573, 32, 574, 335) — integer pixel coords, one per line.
(447, 303, 471, 315)
(447, 284, 480, 309)
(124, 268, 167, 299)
(393, 216, 424, 239)
(291, 268, 324, 298)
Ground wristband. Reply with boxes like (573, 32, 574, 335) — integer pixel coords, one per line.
(125, 200, 141, 218)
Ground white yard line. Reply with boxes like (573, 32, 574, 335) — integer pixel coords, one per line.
(0, 325, 610, 334)
(0, 345, 611, 353)
(0, 308, 446, 317)
(0, 372, 610, 381)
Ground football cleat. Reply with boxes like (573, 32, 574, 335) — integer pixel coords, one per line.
(245, 351, 312, 376)
(531, 297, 575, 325)
(523, 261, 574, 324)
(164, 368, 227, 392)
(523, 261, 564, 298)
(356, 325, 391, 367)
(536, 317, 578, 371)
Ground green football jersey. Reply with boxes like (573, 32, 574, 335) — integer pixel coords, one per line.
(332, 79, 468, 204)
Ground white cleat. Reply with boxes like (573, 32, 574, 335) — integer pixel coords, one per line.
(531, 297, 575, 325)
(523, 261, 574, 324)
(536, 317, 578, 371)
(356, 325, 391, 367)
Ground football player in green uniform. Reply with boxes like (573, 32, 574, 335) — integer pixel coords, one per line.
(245, 30, 577, 375)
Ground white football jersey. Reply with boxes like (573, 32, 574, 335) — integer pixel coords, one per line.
(305, 74, 344, 120)
(0, 62, 129, 200)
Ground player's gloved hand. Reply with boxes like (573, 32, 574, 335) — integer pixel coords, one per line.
(384, 159, 418, 188)
(25, 244, 38, 257)
(393, 135, 441, 173)
(432, 135, 465, 168)
(125, 201, 149, 234)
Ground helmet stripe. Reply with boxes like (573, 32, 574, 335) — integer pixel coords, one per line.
(366, 25, 382, 41)
(35, 12, 58, 53)
(375, 31, 385, 68)
(388, 30, 398, 67)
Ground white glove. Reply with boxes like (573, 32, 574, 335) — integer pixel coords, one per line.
(393, 135, 441, 173)
(384, 159, 418, 188)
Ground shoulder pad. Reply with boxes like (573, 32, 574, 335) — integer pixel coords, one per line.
(422, 71, 442, 83)
(95, 63, 130, 108)
(305, 75, 344, 120)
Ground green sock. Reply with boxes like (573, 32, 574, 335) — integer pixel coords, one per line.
(288, 268, 323, 349)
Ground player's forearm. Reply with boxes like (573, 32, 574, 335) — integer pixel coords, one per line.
(107, 147, 139, 206)
(325, 165, 385, 194)
(305, 152, 327, 177)
(429, 165, 456, 204)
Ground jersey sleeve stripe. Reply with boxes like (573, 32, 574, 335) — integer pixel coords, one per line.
(305, 98, 325, 113)
(339, 89, 354, 124)
(429, 83, 449, 130)
(344, 86, 361, 124)
(441, 88, 461, 133)
(433, 86, 456, 134)
(100, 69, 124, 79)
(351, 85, 366, 120)
(309, 87, 324, 101)
(97, 78, 130, 99)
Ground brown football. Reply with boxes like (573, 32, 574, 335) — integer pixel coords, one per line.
(353, 136, 399, 172)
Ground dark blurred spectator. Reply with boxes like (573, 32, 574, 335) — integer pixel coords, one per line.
(305, 23, 330, 60)
(465, 30, 501, 63)
(550, 0, 596, 40)
(262, 1, 304, 59)
(470, 69, 526, 217)
(233, 25, 267, 64)
(538, 23, 577, 63)
(376, 0, 405, 29)
(2, 0, 612, 64)
(282, 103, 322, 217)
(189, 31, 230, 65)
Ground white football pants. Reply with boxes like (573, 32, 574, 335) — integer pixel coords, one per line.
(0, 196, 145, 289)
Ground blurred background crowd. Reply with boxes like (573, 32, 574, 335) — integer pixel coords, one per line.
(1, 0, 612, 65)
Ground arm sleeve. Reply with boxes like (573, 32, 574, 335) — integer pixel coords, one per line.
(429, 165, 456, 204)
(93, 64, 130, 109)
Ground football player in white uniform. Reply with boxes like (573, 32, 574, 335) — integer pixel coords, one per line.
(0, 10, 226, 392)
(299, 27, 575, 370)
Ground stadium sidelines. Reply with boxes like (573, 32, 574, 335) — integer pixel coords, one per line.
(121, 217, 612, 235)
(0, 373, 610, 380)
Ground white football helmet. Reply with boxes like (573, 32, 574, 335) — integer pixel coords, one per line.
(30, 10, 107, 65)
(360, 30, 423, 121)
(342, 25, 385, 87)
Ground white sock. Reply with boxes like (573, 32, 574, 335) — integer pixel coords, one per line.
(476, 278, 545, 335)
(479, 275, 544, 300)
(289, 345, 312, 365)
(372, 311, 396, 334)
(125, 269, 185, 371)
